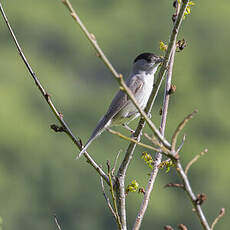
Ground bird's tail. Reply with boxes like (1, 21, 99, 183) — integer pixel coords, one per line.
(77, 115, 110, 159)
(76, 136, 97, 159)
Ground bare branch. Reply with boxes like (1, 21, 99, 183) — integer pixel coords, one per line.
(54, 214, 62, 230)
(171, 110, 198, 153)
(211, 208, 225, 230)
(107, 161, 122, 229)
(164, 225, 174, 230)
(100, 177, 117, 220)
(164, 183, 184, 189)
(0, 2, 109, 185)
(144, 133, 175, 159)
(185, 148, 208, 175)
(176, 162, 211, 229)
(144, 133, 161, 146)
(176, 134, 186, 155)
(178, 224, 188, 230)
(107, 128, 165, 153)
(112, 150, 121, 176)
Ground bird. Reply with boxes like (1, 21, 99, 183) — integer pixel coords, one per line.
(78, 52, 163, 158)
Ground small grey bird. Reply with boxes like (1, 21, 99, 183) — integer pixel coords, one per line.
(78, 53, 163, 158)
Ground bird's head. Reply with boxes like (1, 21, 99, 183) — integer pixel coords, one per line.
(132, 52, 163, 75)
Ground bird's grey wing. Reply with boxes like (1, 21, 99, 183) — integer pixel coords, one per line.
(106, 74, 144, 118)
(127, 74, 144, 95)
(89, 75, 144, 139)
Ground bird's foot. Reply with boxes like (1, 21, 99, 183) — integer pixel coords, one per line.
(122, 124, 135, 134)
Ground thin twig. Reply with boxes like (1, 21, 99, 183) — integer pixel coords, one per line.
(100, 177, 117, 220)
(54, 214, 62, 230)
(107, 162, 122, 229)
(164, 183, 184, 189)
(107, 128, 165, 154)
(211, 208, 225, 230)
(185, 148, 208, 175)
(144, 133, 161, 146)
(0, 2, 109, 185)
(176, 134, 186, 155)
(178, 224, 188, 230)
(171, 110, 198, 153)
(164, 225, 174, 230)
(144, 133, 176, 159)
(176, 162, 211, 229)
(112, 150, 121, 176)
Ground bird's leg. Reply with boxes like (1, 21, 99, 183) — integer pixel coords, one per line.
(122, 123, 135, 134)
(141, 113, 152, 119)
(122, 123, 143, 141)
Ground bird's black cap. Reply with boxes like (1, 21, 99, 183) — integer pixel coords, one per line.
(134, 52, 163, 64)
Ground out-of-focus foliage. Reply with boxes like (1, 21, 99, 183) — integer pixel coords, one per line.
(0, 0, 229, 229)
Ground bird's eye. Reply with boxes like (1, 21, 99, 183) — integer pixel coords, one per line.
(146, 58, 152, 63)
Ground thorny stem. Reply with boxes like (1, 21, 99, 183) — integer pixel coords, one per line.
(0, 2, 109, 185)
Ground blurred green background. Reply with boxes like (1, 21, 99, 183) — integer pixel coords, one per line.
(0, 0, 229, 229)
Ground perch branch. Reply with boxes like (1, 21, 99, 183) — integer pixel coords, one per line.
(107, 128, 167, 154)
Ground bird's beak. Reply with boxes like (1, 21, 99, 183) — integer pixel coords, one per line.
(156, 57, 164, 64)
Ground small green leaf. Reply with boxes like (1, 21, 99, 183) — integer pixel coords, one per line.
(141, 152, 154, 169)
(184, 1, 195, 18)
(159, 160, 175, 173)
(159, 41, 168, 52)
(126, 180, 139, 193)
